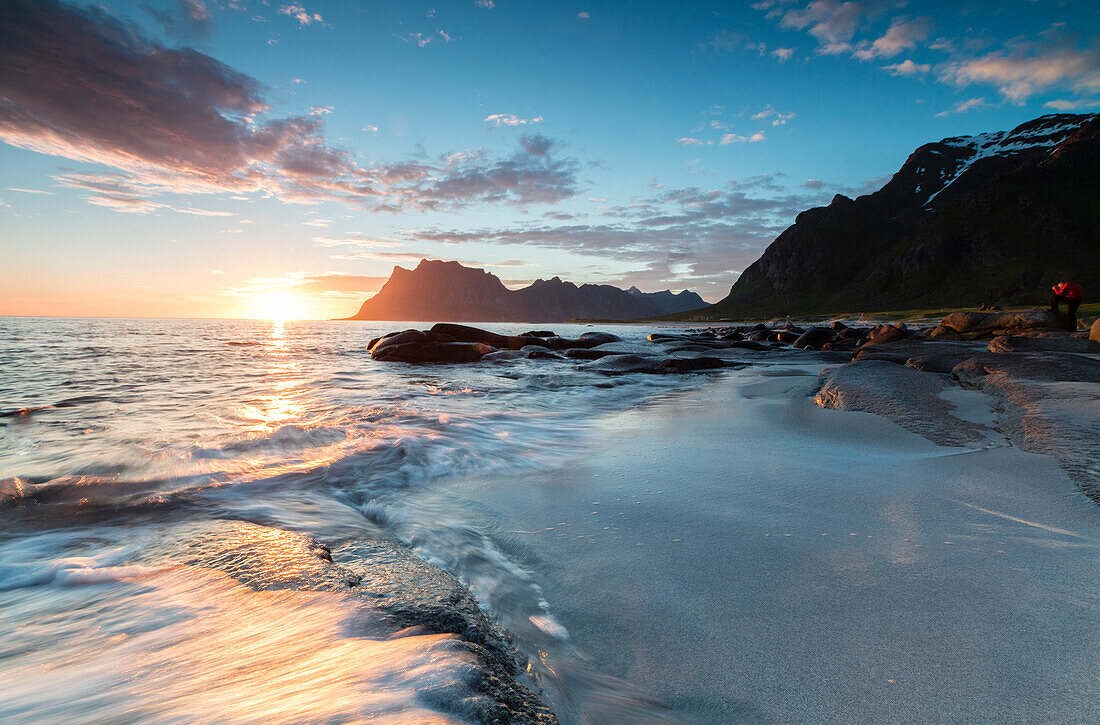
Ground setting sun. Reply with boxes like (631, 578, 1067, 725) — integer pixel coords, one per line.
(253, 292, 304, 320)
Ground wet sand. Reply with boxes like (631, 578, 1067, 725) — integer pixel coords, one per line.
(443, 367, 1100, 723)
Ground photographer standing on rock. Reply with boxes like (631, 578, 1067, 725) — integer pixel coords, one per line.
(1050, 281, 1084, 331)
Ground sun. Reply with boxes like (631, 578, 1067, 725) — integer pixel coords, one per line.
(254, 292, 304, 320)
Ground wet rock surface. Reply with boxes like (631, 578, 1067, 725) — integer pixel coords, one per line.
(813, 360, 986, 446)
(162, 520, 560, 725)
(929, 309, 1067, 340)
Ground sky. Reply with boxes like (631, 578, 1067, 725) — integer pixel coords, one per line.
(1, 0, 1098, 319)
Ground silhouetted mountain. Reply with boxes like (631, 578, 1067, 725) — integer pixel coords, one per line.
(345, 260, 706, 322)
(701, 113, 1100, 318)
(626, 286, 707, 314)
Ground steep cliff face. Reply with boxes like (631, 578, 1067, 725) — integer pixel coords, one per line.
(346, 260, 706, 322)
(706, 113, 1100, 317)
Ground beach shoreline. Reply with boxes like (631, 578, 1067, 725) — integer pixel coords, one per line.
(410, 363, 1100, 723)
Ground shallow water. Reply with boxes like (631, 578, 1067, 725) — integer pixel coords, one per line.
(0, 317, 694, 723)
(3, 317, 1097, 724)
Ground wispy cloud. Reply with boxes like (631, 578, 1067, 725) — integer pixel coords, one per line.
(883, 59, 930, 76)
(485, 113, 544, 127)
(278, 4, 322, 27)
(935, 97, 987, 117)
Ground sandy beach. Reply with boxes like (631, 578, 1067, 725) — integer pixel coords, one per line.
(413, 365, 1100, 723)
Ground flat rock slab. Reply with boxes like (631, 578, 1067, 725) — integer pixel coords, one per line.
(951, 353, 1100, 500)
(930, 309, 1066, 340)
(814, 360, 986, 447)
(988, 335, 1089, 354)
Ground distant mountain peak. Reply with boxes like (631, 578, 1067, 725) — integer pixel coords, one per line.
(703, 112, 1099, 317)
(345, 260, 707, 322)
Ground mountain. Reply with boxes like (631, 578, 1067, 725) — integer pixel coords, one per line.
(626, 286, 708, 314)
(702, 113, 1100, 318)
(344, 259, 707, 322)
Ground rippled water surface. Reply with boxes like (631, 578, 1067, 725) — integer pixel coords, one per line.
(0, 317, 694, 724)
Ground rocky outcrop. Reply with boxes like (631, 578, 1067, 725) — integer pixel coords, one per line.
(165, 520, 560, 725)
(927, 309, 1067, 340)
(701, 113, 1100, 318)
(813, 360, 985, 446)
(346, 259, 705, 322)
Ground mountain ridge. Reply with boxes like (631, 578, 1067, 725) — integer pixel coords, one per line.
(343, 260, 708, 322)
(699, 112, 1100, 319)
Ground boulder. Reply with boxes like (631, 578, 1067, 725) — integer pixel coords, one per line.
(1091, 318, 1100, 353)
(581, 354, 661, 375)
(933, 309, 1064, 340)
(482, 350, 525, 362)
(748, 330, 772, 342)
(577, 331, 621, 346)
(771, 331, 801, 343)
(719, 331, 745, 341)
(522, 330, 556, 337)
(793, 327, 833, 350)
(561, 348, 619, 360)
(862, 323, 910, 347)
(525, 349, 564, 360)
(429, 323, 540, 350)
(372, 341, 494, 363)
(726, 340, 770, 351)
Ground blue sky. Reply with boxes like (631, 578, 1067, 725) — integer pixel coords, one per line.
(2, 0, 1098, 318)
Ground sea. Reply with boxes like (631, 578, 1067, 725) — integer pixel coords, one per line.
(5, 317, 1098, 725)
(0, 317, 696, 724)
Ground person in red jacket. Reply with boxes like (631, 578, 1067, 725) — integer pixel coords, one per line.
(1050, 281, 1084, 331)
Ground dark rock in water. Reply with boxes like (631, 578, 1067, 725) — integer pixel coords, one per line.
(772, 330, 800, 343)
(830, 321, 849, 331)
(482, 350, 525, 362)
(726, 340, 770, 351)
(429, 323, 539, 350)
(748, 330, 771, 342)
(719, 331, 744, 341)
(525, 349, 564, 360)
(582, 354, 660, 374)
(862, 323, 911, 347)
(373, 341, 493, 364)
(988, 335, 1089, 354)
(582, 353, 734, 375)
(561, 348, 619, 360)
(1092, 319, 1100, 353)
(647, 357, 733, 373)
(523, 330, 556, 337)
(793, 327, 832, 349)
(577, 331, 621, 345)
